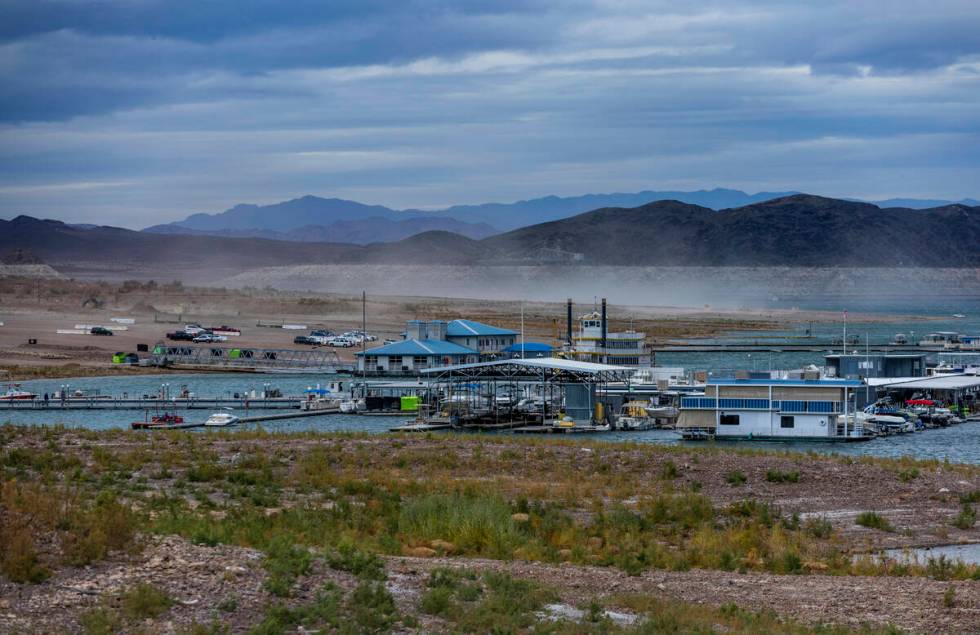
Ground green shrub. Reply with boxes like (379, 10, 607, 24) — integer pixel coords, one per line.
(804, 516, 834, 539)
(349, 581, 398, 632)
(659, 460, 679, 480)
(420, 586, 455, 616)
(80, 607, 120, 635)
(765, 469, 800, 483)
(263, 535, 312, 597)
(856, 511, 893, 532)
(951, 505, 976, 530)
(898, 468, 920, 483)
(958, 490, 980, 504)
(726, 470, 747, 486)
(120, 583, 173, 620)
(325, 544, 385, 580)
(943, 586, 956, 608)
(0, 523, 49, 583)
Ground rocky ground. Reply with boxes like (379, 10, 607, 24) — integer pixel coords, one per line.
(2, 535, 978, 634)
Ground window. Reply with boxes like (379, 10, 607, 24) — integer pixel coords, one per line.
(413, 356, 427, 366)
(718, 398, 770, 410)
(780, 415, 795, 428)
(388, 356, 402, 366)
(681, 398, 717, 409)
(720, 414, 740, 426)
(364, 356, 377, 366)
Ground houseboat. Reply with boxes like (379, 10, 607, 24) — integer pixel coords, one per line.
(675, 377, 869, 441)
(564, 299, 653, 367)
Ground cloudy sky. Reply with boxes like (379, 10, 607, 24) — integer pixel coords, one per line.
(1, 0, 979, 227)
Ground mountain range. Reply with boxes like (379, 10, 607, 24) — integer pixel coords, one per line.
(4, 195, 979, 277)
(141, 189, 980, 245)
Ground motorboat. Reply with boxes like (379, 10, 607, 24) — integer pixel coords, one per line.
(340, 398, 365, 413)
(0, 384, 37, 401)
(615, 401, 658, 431)
(132, 412, 186, 430)
(204, 412, 239, 427)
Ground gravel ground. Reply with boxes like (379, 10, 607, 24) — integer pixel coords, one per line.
(3, 535, 978, 634)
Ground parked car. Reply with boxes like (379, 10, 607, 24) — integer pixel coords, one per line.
(310, 329, 333, 338)
(90, 326, 113, 336)
(167, 331, 195, 341)
(293, 335, 315, 345)
(193, 333, 227, 343)
(184, 324, 207, 335)
(328, 336, 356, 347)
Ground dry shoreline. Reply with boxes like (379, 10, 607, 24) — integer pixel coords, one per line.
(0, 277, 944, 379)
(1, 428, 978, 633)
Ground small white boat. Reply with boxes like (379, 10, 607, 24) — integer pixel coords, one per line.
(204, 412, 239, 427)
(953, 313, 966, 319)
(339, 398, 365, 413)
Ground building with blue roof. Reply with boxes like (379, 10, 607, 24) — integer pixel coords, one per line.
(444, 319, 518, 357)
(355, 337, 478, 375)
(357, 318, 520, 374)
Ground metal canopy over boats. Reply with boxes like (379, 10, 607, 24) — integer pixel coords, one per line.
(877, 374, 980, 391)
(419, 358, 634, 383)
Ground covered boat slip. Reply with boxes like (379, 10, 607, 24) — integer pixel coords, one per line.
(872, 373, 980, 416)
(677, 378, 867, 441)
(416, 358, 633, 429)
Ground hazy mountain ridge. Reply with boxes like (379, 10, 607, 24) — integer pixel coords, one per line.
(146, 215, 497, 243)
(4, 195, 980, 278)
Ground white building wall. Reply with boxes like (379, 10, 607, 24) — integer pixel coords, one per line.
(715, 411, 834, 438)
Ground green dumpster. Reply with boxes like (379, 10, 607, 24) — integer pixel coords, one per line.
(400, 396, 419, 411)
(229, 348, 242, 359)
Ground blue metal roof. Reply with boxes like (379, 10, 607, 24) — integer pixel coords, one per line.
(446, 319, 517, 337)
(502, 342, 553, 353)
(707, 378, 864, 387)
(355, 339, 476, 357)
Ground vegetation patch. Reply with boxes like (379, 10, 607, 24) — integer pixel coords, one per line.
(855, 512, 894, 532)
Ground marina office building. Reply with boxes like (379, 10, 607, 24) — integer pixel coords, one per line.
(356, 319, 518, 375)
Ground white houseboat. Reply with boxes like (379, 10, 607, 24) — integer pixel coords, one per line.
(675, 377, 868, 441)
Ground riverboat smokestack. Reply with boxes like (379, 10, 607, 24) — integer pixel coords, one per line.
(601, 297, 607, 359)
(566, 298, 573, 346)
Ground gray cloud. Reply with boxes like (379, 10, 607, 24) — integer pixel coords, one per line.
(0, 0, 978, 226)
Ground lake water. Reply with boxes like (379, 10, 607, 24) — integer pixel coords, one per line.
(5, 372, 980, 464)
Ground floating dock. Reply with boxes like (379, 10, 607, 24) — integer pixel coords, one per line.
(1, 397, 303, 411)
(512, 424, 610, 434)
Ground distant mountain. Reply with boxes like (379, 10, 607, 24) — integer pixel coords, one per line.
(872, 197, 980, 209)
(146, 189, 799, 239)
(422, 188, 800, 230)
(144, 189, 980, 243)
(156, 196, 404, 232)
(6, 195, 980, 276)
(481, 195, 980, 267)
(146, 215, 497, 243)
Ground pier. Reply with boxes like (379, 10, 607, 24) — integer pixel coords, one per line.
(651, 343, 948, 353)
(1, 397, 304, 411)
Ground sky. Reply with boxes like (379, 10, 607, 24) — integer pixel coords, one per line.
(0, 0, 979, 228)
